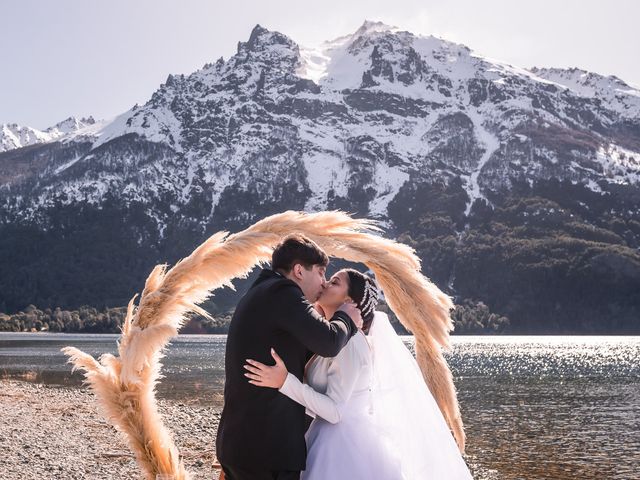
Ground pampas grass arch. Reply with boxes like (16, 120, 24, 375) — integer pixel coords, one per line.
(62, 210, 465, 479)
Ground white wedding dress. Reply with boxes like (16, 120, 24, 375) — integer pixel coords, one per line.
(278, 311, 474, 480)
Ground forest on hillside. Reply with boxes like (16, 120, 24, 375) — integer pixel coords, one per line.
(0, 299, 509, 335)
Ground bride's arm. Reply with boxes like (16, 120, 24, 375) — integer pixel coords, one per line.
(244, 336, 367, 424)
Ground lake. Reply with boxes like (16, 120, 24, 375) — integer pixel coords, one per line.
(1, 333, 638, 480)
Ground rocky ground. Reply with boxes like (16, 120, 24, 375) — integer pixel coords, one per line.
(0, 379, 222, 479)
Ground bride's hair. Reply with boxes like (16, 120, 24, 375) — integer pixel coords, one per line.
(343, 269, 380, 334)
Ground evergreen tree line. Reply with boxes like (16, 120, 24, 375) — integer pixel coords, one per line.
(0, 299, 508, 334)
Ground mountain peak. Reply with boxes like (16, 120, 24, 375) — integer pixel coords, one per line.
(247, 24, 269, 48)
(319, 20, 401, 51)
(46, 116, 96, 134)
(237, 23, 298, 55)
(353, 19, 399, 37)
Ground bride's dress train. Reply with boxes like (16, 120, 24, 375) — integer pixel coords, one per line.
(278, 311, 473, 479)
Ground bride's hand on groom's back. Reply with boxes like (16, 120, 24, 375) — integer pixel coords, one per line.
(244, 348, 288, 389)
(338, 302, 363, 330)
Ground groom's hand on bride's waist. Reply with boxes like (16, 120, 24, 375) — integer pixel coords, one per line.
(337, 302, 363, 330)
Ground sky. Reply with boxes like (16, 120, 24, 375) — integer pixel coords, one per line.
(2, 0, 638, 130)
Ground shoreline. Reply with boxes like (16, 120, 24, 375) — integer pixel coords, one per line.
(3, 331, 640, 336)
(0, 378, 222, 479)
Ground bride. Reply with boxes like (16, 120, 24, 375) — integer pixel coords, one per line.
(244, 268, 474, 479)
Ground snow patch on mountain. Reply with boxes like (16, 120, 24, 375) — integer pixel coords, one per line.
(54, 155, 83, 175)
(91, 103, 184, 152)
(464, 109, 501, 216)
(595, 144, 640, 185)
(303, 152, 350, 211)
(299, 21, 401, 90)
(369, 162, 410, 218)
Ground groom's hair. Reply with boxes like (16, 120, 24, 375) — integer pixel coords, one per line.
(272, 233, 329, 273)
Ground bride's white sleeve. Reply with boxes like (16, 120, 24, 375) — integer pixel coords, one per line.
(278, 336, 366, 424)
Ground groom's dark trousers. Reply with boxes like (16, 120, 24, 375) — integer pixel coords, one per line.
(215, 268, 357, 479)
(221, 464, 300, 480)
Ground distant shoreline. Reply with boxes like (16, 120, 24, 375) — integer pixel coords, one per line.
(5, 304, 639, 335)
(2, 331, 639, 336)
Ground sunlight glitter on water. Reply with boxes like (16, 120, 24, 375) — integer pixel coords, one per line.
(1, 333, 639, 479)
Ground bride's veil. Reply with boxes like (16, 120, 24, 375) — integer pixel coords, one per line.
(367, 311, 473, 479)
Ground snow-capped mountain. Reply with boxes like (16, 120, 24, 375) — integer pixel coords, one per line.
(1, 21, 639, 230)
(1, 21, 639, 332)
(0, 116, 100, 153)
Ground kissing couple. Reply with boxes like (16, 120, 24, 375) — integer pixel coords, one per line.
(215, 233, 473, 480)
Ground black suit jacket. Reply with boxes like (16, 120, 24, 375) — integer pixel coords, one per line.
(215, 268, 357, 471)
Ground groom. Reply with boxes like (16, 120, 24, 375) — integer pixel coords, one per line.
(216, 233, 362, 480)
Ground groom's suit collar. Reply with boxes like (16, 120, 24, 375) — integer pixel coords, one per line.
(253, 267, 298, 290)
(258, 267, 284, 279)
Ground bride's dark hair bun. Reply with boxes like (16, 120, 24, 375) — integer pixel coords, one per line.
(344, 269, 380, 333)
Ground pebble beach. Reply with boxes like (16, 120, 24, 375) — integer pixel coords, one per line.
(0, 379, 222, 479)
